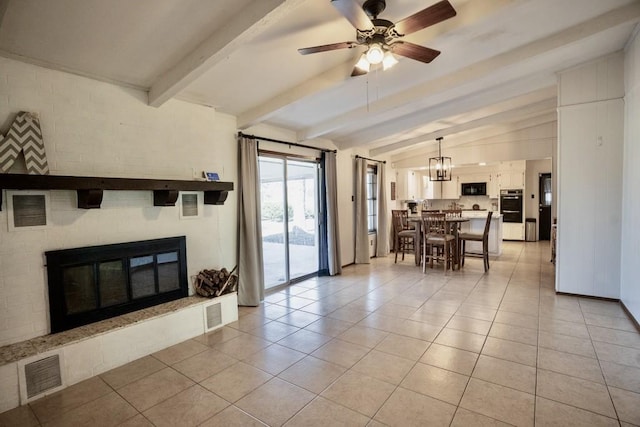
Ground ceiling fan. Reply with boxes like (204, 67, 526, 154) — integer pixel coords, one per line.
(298, 0, 456, 76)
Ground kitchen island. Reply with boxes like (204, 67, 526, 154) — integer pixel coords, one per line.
(459, 211, 503, 256)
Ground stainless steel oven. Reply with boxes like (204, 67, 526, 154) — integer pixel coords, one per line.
(500, 189, 523, 223)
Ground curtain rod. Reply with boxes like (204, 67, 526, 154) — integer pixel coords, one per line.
(355, 154, 386, 164)
(238, 132, 337, 153)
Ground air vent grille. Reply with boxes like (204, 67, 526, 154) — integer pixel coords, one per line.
(25, 355, 62, 398)
(206, 303, 222, 330)
(181, 194, 198, 217)
(13, 194, 46, 227)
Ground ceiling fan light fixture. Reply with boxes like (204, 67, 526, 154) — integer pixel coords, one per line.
(355, 54, 371, 72)
(382, 51, 398, 70)
(366, 43, 384, 64)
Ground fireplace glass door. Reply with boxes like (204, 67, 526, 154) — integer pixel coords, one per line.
(46, 236, 188, 333)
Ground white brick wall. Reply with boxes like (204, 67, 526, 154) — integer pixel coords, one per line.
(0, 57, 238, 346)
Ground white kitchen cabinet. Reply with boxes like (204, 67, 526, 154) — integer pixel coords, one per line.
(503, 222, 524, 240)
(407, 170, 419, 200)
(397, 170, 422, 200)
(441, 176, 459, 199)
(497, 161, 525, 189)
(487, 174, 499, 198)
(499, 171, 525, 189)
(422, 175, 441, 199)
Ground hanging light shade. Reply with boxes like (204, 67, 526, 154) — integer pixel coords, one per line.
(355, 54, 371, 73)
(366, 43, 385, 64)
(382, 51, 398, 70)
(429, 137, 452, 181)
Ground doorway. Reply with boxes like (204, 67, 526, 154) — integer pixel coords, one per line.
(258, 155, 319, 289)
(539, 173, 552, 240)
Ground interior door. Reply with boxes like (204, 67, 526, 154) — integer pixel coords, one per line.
(539, 173, 552, 240)
(259, 155, 319, 289)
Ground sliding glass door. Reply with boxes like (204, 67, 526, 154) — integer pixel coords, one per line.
(259, 155, 319, 289)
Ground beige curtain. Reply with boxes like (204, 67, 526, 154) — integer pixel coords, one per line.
(376, 162, 390, 257)
(237, 135, 264, 306)
(354, 157, 370, 264)
(325, 151, 342, 274)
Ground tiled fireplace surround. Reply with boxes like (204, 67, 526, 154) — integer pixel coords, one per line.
(0, 223, 239, 411)
(0, 178, 239, 414)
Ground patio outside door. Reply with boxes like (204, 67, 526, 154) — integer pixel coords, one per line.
(259, 155, 319, 289)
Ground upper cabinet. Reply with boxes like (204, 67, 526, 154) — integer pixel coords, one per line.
(497, 161, 525, 190)
(396, 169, 423, 200)
(441, 176, 460, 199)
(487, 174, 499, 198)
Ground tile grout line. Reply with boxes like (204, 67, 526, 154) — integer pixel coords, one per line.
(580, 298, 623, 424)
(448, 240, 524, 426)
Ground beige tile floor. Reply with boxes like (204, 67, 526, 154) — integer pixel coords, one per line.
(2, 241, 640, 426)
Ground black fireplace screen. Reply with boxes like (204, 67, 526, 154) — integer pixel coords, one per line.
(46, 237, 188, 333)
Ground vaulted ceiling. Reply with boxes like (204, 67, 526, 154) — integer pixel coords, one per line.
(1, 0, 639, 163)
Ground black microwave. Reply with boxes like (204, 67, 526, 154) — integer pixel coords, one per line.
(461, 182, 487, 196)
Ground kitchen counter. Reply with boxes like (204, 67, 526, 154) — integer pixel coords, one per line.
(461, 211, 502, 219)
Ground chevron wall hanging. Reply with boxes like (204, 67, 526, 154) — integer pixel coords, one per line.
(0, 111, 49, 175)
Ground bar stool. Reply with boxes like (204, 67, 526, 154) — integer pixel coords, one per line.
(459, 211, 493, 272)
(392, 210, 415, 263)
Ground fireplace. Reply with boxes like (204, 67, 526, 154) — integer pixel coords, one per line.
(45, 236, 188, 333)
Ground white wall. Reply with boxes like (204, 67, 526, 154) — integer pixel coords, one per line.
(0, 57, 238, 346)
(556, 52, 624, 299)
(621, 28, 640, 321)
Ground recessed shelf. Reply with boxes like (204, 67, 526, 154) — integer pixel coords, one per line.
(0, 174, 233, 209)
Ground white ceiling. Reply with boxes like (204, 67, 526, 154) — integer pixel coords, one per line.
(1, 0, 639, 163)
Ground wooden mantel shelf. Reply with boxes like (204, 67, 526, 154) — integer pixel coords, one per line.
(0, 173, 233, 209)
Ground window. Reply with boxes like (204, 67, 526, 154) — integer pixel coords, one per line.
(367, 165, 377, 232)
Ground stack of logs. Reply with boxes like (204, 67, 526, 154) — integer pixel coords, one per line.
(194, 266, 238, 298)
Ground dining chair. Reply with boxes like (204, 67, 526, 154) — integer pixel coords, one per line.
(459, 211, 493, 272)
(392, 210, 415, 263)
(421, 212, 455, 272)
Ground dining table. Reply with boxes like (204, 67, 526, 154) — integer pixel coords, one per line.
(408, 216, 470, 269)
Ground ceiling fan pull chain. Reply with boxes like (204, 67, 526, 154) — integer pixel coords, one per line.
(366, 74, 370, 112)
(375, 66, 380, 102)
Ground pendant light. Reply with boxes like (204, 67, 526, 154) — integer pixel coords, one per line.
(429, 137, 452, 181)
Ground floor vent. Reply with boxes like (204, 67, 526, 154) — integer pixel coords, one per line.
(205, 302, 222, 331)
(24, 355, 62, 399)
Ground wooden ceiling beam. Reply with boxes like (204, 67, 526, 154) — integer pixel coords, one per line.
(148, 0, 306, 108)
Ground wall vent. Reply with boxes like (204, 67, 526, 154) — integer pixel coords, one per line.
(205, 303, 222, 331)
(7, 191, 50, 231)
(181, 194, 198, 216)
(24, 355, 62, 399)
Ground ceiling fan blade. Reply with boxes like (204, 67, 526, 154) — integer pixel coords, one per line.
(391, 41, 440, 63)
(298, 41, 357, 55)
(393, 0, 456, 36)
(331, 0, 374, 31)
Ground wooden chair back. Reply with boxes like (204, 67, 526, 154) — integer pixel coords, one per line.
(421, 212, 446, 237)
(392, 209, 410, 232)
(482, 211, 493, 238)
